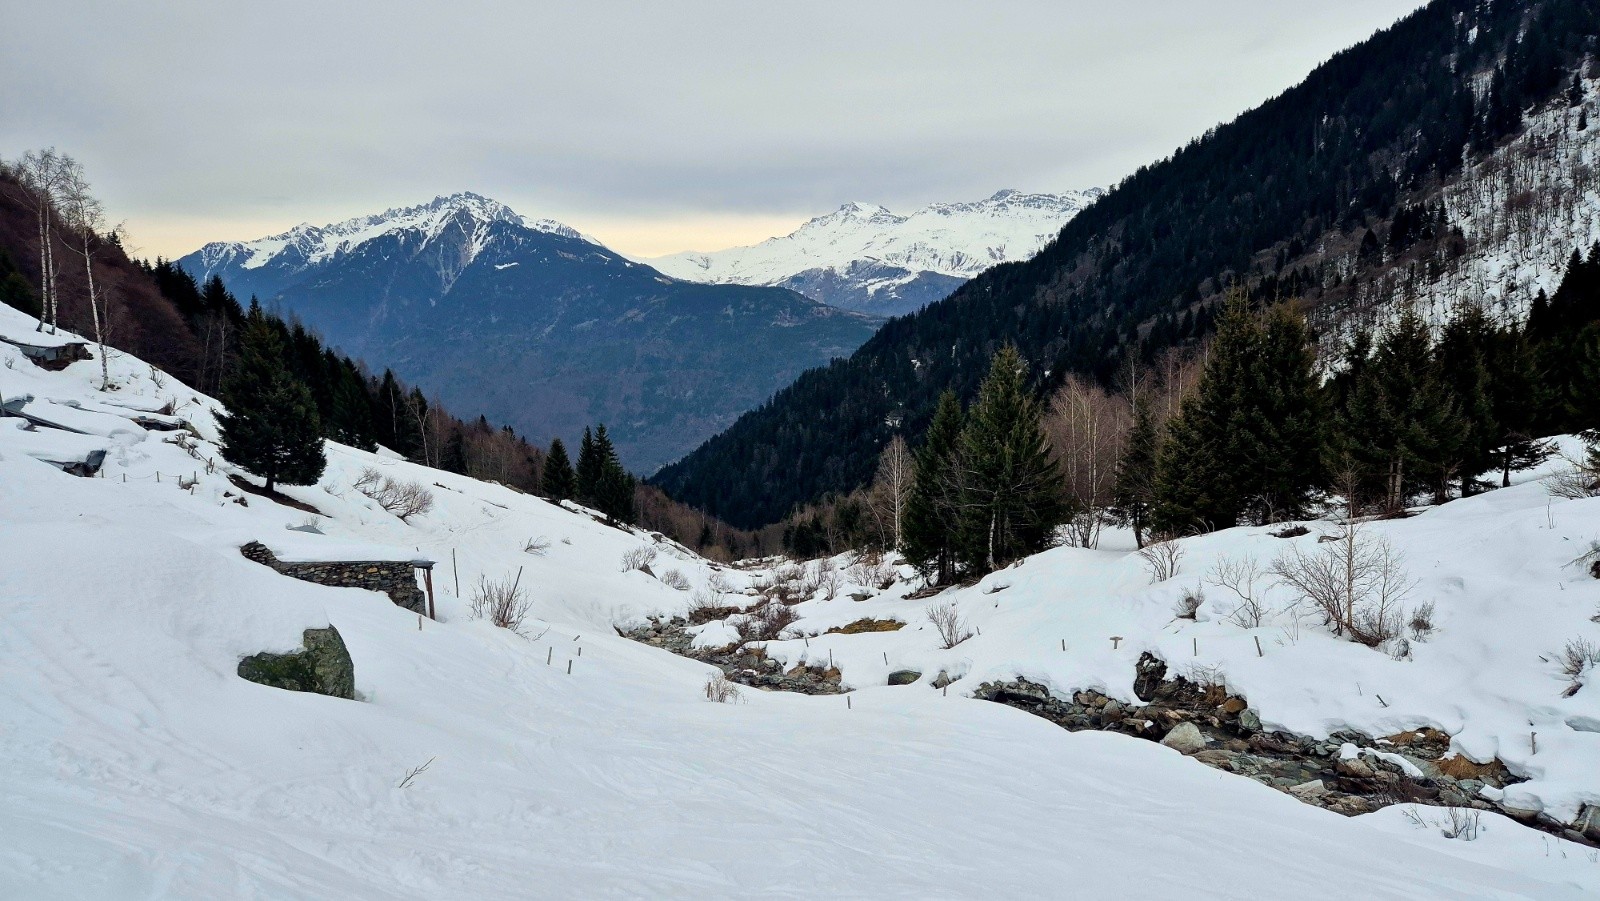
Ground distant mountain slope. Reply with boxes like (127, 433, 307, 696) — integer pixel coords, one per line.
(179, 193, 880, 472)
(645, 189, 1103, 316)
(652, 0, 1600, 529)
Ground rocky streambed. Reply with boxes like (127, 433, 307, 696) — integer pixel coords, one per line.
(621, 618, 1599, 846)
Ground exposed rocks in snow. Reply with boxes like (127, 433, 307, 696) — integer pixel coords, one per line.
(239, 541, 431, 614)
(886, 670, 922, 686)
(621, 616, 845, 694)
(969, 663, 1600, 848)
(1160, 722, 1207, 755)
(237, 626, 355, 699)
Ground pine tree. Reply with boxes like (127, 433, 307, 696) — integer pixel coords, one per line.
(576, 427, 601, 502)
(950, 347, 1066, 572)
(543, 438, 577, 500)
(217, 304, 326, 493)
(1369, 307, 1467, 509)
(1112, 399, 1159, 547)
(1484, 325, 1549, 486)
(1435, 303, 1499, 493)
(902, 391, 966, 584)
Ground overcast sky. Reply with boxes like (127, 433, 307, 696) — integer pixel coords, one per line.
(2, 1, 1427, 260)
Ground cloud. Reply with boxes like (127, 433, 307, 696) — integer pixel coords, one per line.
(0, 0, 1427, 259)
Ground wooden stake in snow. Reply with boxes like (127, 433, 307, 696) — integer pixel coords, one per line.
(1061, 639, 1066, 651)
(1192, 637, 1197, 656)
(1532, 732, 1538, 755)
(418, 615, 422, 631)
(847, 696, 852, 710)
(1110, 636, 1122, 650)
(451, 548, 460, 596)
(1255, 636, 1263, 657)
(547, 647, 553, 665)
(578, 646, 582, 657)
(567, 659, 572, 675)
(882, 652, 888, 665)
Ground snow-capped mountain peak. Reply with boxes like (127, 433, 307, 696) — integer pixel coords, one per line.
(185, 192, 585, 277)
(643, 188, 1105, 316)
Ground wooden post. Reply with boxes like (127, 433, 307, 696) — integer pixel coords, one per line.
(578, 646, 582, 657)
(422, 566, 437, 621)
(882, 652, 888, 665)
(847, 696, 852, 710)
(1254, 636, 1263, 657)
(451, 548, 460, 596)
(1192, 637, 1197, 656)
(1110, 636, 1122, 650)
(1061, 639, 1066, 651)
(567, 659, 573, 675)
(547, 647, 553, 665)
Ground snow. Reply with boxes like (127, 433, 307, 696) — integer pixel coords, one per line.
(643, 188, 1105, 290)
(186, 192, 586, 279)
(0, 300, 1594, 898)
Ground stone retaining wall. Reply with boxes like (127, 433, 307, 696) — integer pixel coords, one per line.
(240, 541, 428, 614)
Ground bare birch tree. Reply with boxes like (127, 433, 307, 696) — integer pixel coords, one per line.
(7, 148, 67, 333)
(1044, 375, 1130, 548)
(55, 156, 116, 389)
(867, 435, 913, 549)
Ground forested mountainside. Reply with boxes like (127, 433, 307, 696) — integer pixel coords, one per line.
(178, 194, 880, 473)
(653, 0, 1600, 529)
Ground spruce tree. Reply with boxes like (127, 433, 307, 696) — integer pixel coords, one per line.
(1366, 307, 1467, 509)
(1485, 325, 1549, 486)
(1152, 296, 1261, 534)
(543, 438, 577, 500)
(1435, 303, 1499, 493)
(1251, 304, 1324, 521)
(952, 347, 1066, 572)
(576, 427, 601, 502)
(902, 391, 966, 584)
(1112, 399, 1158, 547)
(217, 304, 326, 493)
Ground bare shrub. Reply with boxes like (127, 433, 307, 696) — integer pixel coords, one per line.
(707, 571, 734, 596)
(1546, 457, 1600, 499)
(926, 601, 972, 649)
(732, 602, 800, 643)
(1556, 637, 1600, 695)
(470, 573, 532, 633)
(848, 551, 896, 590)
(1173, 588, 1203, 620)
(704, 672, 742, 703)
(1183, 662, 1226, 691)
(766, 565, 805, 605)
(1408, 600, 1436, 641)
(523, 536, 551, 556)
(816, 562, 844, 601)
(659, 569, 691, 591)
(1207, 554, 1269, 628)
(1271, 525, 1416, 647)
(620, 546, 657, 573)
(1441, 806, 1481, 841)
(1139, 539, 1183, 583)
(353, 467, 436, 522)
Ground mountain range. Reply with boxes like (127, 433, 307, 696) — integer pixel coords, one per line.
(178, 193, 879, 472)
(653, 0, 1600, 528)
(644, 189, 1103, 316)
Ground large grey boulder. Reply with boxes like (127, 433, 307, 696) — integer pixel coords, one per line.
(1160, 722, 1207, 754)
(238, 626, 355, 699)
(886, 670, 922, 686)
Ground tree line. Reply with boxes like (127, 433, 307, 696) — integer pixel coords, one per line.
(785, 243, 1600, 583)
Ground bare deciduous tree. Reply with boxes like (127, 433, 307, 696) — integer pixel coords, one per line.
(1044, 375, 1131, 548)
(866, 436, 913, 549)
(704, 672, 741, 703)
(55, 156, 116, 388)
(619, 545, 657, 573)
(6, 148, 67, 333)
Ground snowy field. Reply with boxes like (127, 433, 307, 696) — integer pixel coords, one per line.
(0, 302, 1596, 898)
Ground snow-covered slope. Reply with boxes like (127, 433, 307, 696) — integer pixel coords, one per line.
(645, 189, 1105, 316)
(0, 303, 1595, 898)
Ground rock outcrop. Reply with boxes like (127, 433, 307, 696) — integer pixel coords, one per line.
(237, 626, 355, 699)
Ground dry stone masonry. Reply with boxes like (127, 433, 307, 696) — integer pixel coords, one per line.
(239, 541, 428, 614)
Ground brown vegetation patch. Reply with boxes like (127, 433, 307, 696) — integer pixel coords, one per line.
(826, 617, 905, 635)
